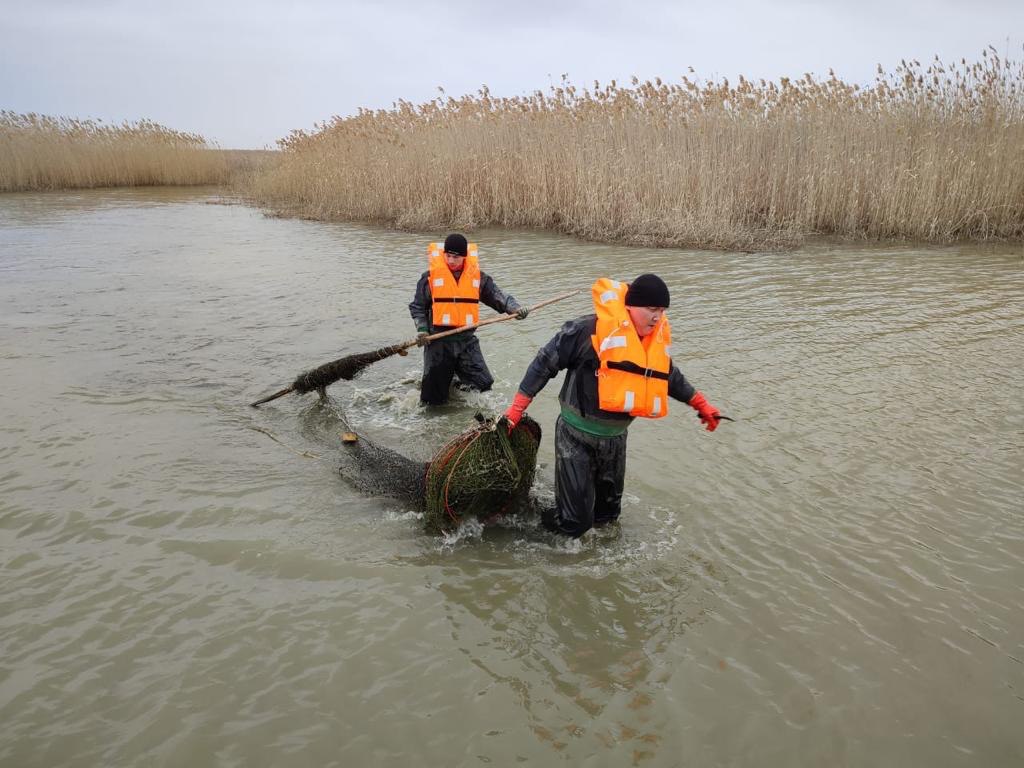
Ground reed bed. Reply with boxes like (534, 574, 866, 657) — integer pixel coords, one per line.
(253, 50, 1024, 249)
(0, 113, 232, 192)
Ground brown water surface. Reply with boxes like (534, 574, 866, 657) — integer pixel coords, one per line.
(1, 188, 1022, 766)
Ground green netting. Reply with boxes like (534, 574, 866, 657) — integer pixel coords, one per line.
(423, 415, 541, 533)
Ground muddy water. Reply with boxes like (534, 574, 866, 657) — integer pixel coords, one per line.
(1, 188, 1022, 767)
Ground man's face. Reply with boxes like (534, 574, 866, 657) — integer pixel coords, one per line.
(627, 305, 665, 338)
(444, 251, 466, 271)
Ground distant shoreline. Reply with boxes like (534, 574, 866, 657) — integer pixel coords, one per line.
(5, 49, 1024, 252)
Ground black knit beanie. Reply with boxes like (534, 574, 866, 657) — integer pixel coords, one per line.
(625, 274, 670, 308)
(443, 233, 468, 256)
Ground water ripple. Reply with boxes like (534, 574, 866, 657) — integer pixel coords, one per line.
(0, 191, 1021, 766)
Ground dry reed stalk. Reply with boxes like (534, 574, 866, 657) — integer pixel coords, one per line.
(0, 113, 235, 192)
(250, 50, 1024, 249)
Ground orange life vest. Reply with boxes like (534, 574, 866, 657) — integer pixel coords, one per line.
(427, 242, 481, 328)
(590, 277, 672, 419)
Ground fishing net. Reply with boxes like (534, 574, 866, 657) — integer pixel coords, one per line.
(337, 428, 428, 503)
(423, 414, 542, 533)
(336, 409, 542, 534)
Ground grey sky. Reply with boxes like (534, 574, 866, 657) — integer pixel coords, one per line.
(2, 0, 1021, 148)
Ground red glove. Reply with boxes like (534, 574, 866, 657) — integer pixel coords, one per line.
(688, 391, 721, 432)
(503, 392, 533, 432)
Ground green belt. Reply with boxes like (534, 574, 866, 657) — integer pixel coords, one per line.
(559, 407, 629, 437)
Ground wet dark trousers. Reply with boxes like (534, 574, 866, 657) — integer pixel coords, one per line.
(543, 416, 627, 538)
(420, 335, 494, 405)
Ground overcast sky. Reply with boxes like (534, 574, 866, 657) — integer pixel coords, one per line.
(2, 0, 1021, 149)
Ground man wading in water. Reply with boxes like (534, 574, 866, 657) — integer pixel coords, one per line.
(410, 234, 528, 406)
(501, 274, 724, 538)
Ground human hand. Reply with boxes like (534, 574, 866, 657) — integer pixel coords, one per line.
(688, 391, 721, 432)
(503, 392, 533, 432)
(416, 332, 430, 347)
(514, 306, 529, 320)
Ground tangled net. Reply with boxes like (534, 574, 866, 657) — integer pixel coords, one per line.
(423, 414, 542, 533)
(292, 343, 408, 393)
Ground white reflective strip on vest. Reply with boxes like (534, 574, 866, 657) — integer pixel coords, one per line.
(465, 314, 474, 325)
(433, 278, 444, 287)
(599, 290, 618, 305)
(442, 313, 451, 325)
(610, 279, 621, 289)
(652, 396, 662, 415)
(664, 344, 672, 357)
(472, 279, 480, 288)
(599, 335, 628, 353)
(623, 391, 635, 412)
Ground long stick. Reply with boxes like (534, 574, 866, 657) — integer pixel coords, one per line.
(250, 289, 580, 407)
(417, 289, 579, 343)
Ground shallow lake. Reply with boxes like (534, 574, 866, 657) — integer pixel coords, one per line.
(1, 188, 1022, 766)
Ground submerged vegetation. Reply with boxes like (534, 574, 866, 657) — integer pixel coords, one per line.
(0, 113, 238, 191)
(253, 50, 1024, 250)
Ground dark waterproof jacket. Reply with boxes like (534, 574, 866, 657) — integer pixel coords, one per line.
(409, 270, 521, 336)
(517, 315, 697, 431)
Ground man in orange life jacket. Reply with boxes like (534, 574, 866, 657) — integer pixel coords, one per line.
(501, 274, 723, 538)
(409, 233, 528, 405)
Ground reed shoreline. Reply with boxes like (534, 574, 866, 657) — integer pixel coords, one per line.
(250, 51, 1024, 251)
(5, 51, 1023, 250)
(0, 113, 279, 193)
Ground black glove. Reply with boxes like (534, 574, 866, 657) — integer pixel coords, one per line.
(514, 306, 529, 320)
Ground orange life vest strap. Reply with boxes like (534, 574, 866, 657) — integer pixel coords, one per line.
(605, 360, 671, 381)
